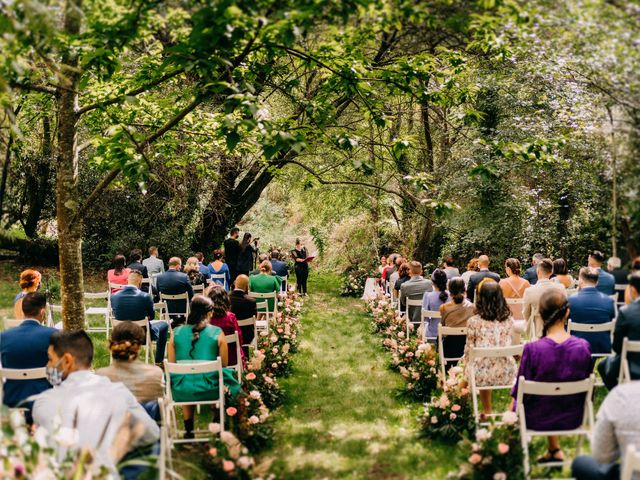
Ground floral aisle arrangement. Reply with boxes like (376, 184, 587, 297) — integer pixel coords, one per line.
(419, 366, 475, 442)
(340, 267, 373, 297)
(447, 412, 524, 480)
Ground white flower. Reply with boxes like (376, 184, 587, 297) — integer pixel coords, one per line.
(249, 390, 261, 400)
(9, 410, 24, 429)
(34, 426, 49, 447)
(237, 455, 254, 469)
(208, 423, 222, 434)
(249, 415, 260, 424)
(475, 428, 491, 441)
(502, 411, 518, 425)
(54, 427, 79, 448)
(430, 416, 438, 424)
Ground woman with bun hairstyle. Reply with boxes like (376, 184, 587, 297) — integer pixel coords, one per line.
(168, 295, 241, 438)
(14, 269, 42, 319)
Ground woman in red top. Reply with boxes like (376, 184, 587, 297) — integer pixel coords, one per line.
(206, 285, 245, 366)
(107, 254, 131, 292)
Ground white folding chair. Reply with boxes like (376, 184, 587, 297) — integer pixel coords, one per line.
(84, 291, 110, 337)
(568, 320, 616, 387)
(192, 284, 205, 296)
(108, 282, 127, 294)
(421, 309, 441, 342)
(468, 345, 523, 426)
(621, 445, 640, 480)
(254, 301, 271, 334)
(619, 338, 640, 385)
(437, 324, 467, 379)
(608, 294, 620, 319)
(566, 288, 579, 297)
(237, 316, 258, 350)
(111, 319, 154, 364)
(163, 358, 225, 445)
(3, 319, 23, 329)
(615, 283, 628, 308)
(224, 333, 243, 382)
(154, 301, 171, 323)
(0, 367, 47, 406)
(517, 374, 595, 477)
(404, 298, 423, 337)
(141, 277, 153, 295)
(159, 293, 190, 322)
(209, 274, 227, 290)
(248, 291, 278, 316)
(48, 304, 62, 328)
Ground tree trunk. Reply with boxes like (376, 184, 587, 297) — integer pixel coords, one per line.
(56, 0, 85, 331)
(0, 106, 21, 218)
(24, 114, 53, 238)
(420, 79, 434, 172)
(412, 212, 435, 264)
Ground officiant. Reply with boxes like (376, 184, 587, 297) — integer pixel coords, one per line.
(292, 238, 309, 296)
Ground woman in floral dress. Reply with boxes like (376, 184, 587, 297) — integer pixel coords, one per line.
(463, 279, 517, 415)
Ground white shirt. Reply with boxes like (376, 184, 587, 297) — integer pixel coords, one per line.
(33, 370, 159, 472)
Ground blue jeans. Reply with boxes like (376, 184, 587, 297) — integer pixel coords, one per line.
(572, 456, 619, 480)
(149, 320, 168, 364)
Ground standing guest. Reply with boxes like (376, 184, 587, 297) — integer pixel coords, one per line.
(467, 255, 501, 303)
(523, 258, 567, 339)
(237, 233, 257, 277)
(229, 274, 257, 356)
(378, 256, 387, 275)
(599, 272, 640, 390)
(194, 252, 211, 281)
(422, 269, 449, 339)
(523, 253, 544, 286)
(571, 380, 640, 480)
(399, 261, 433, 328)
(184, 257, 207, 287)
(292, 238, 310, 296)
(384, 254, 399, 283)
(511, 289, 592, 464)
(552, 258, 574, 288)
(625, 257, 640, 304)
(588, 250, 616, 295)
(97, 322, 164, 419)
(270, 251, 289, 290)
(107, 254, 130, 292)
(142, 246, 165, 277)
(460, 258, 480, 288)
(440, 278, 475, 368)
(463, 280, 517, 415)
(13, 269, 42, 320)
(393, 262, 411, 307)
(127, 249, 149, 278)
(110, 270, 169, 366)
(568, 267, 616, 355)
(33, 331, 159, 474)
(168, 296, 241, 439)
(442, 255, 460, 280)
(155, 257, 194, 326)
(1, 292, 56, 421)
(249, 260, 282, 311)
(381, 256, 394, 286)
(209, 249, 231, 291)
(499, 258, 531, 320)
(206, 286, 245, 366)
(223, 227, 241, 284)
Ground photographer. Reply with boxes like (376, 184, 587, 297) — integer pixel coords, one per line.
(237, 232, 258, 277)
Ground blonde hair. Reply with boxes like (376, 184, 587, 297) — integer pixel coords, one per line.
(184, 256, 199, 273)
(259, 260, 272, 274)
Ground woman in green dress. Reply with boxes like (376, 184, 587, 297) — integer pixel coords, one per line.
(249, 260, 281, 312)
(168, 295, 241, 438)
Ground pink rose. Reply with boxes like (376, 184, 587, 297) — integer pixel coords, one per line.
(451, 404, 461, 412)
(245, 372, 256, 381)
(226, 407, 237, 416)
(498, 443, 510, 454)
(469, 453, 482, 465)
(222, 460, 235, 472)
(209, 448, 218, 457)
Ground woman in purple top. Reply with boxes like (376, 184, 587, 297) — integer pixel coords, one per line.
(511, 289, 592, 464)
(206, 286, 245, 366)
(422, 269, 449, 338)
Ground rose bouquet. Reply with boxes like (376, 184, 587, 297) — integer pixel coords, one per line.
(223, 389, 273, 453)
(242, 369, 283, 410)
(201, 429, 258, 479)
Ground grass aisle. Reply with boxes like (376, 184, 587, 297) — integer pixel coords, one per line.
(266, 273, 456, 479)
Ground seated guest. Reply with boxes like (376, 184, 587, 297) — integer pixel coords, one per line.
(194, 252, 211, 280)
(389, 256, 404, 292)
(568, 267, 616, 355)
(378, 256, 387, 275)
(467, 255, 501, 303)
(440, 278, 474, 366)
(229, 274, 257, 356)
(184, 256, 207, 286)
(249, 260, 281, 312)
(270, 250, 289, 279)
(142, 246, 165, 277)
(249, 253, 269, 276)
(393, 262, 411, 306)
(589, 250, 615, 295)
(13, 269, 42, 320)
(460, 257, 479, 288)
(523, 253, 544, 286)
(127, 249, 149, 278)
(110, 270, 169, 365)
(625, 257, 640, 304)
(399, 261, 433, 329)
(499, 258, 531, 320)
(523, 258, 567, 339)
(33, 331, 159, 474)
(442, 255, 460, 280)
(384, 254, 398, 284)
(607, 256, 628, 304)
(208, 249, 231, 291)
(463, 280, 516, 415)
(572, 380, 640, 480)
(381, 256, 394, 286)
(1, 292, 56, 421)
(512, 289, 592, 464)
(422, 269, 449, 339)
(156, 257, 194, 326)
(108, 254, 130, 291)
(168, 296, 241, 438)
(97, 322, 164, 420)
(599, 272, 640, 390)
(552, 258, 574, 288)
(206, 286, 245, 366)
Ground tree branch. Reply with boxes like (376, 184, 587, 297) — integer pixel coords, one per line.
(9, 81, 57, 95)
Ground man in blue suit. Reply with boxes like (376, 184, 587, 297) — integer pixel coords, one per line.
(155, 257, 193, 326)
(588, 250, 615, 295)
(110, 270, 169, 364)
(0, 292, 56, 421)
(194, 252, 211, 280)
(523, 253, 543, 286)
(270, 251, 289, 290)
(568, 267, 616, 354)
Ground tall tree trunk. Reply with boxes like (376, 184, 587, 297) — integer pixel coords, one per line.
(0, 106, 21, 218)
(24, 115, 53, 238)
(56, 0, 85, 331)
(420, 79, 434, 171)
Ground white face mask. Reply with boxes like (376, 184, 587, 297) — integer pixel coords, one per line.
(45, 359, 65, 387)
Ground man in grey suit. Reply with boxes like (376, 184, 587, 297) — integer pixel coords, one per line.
(142, 246, 165, 277)
(399, 261, 433, 328)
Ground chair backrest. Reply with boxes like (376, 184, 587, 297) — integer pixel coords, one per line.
(224, 333, 243, 381)
(250, 292, 278, 315)
(615, 283, 628, 292)
(405, 298, 423, 308)
(249, 291, 277, 301)
(154, 302, 170, 322)
(469, 344, 524, 360)
(439, 325, 468, 337)
(621, 444, 640, 480)
(84, 291, 109, 300)
(3, 319, 23, 329)
(568, 319, 615, 334)
(619, 338, 640, 384)
(159, 293, 190, 317)
(209, 274, 227, 290)
(0, 367, 47, 403)
(163, 359, 225, 410)
(109, 282, 127, 292)
(192, 284, 205, 295)
(237, 317, 257, 348)
(422, 309, 441, 319)
(506, 298, 525, 305)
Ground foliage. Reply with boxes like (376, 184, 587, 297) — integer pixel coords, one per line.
(339, 267, 371, 297)
(198, 430, 257, 480)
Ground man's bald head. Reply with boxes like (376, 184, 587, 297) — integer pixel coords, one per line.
(478, 255, 490, 268)
(168, 257, 182, 269)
